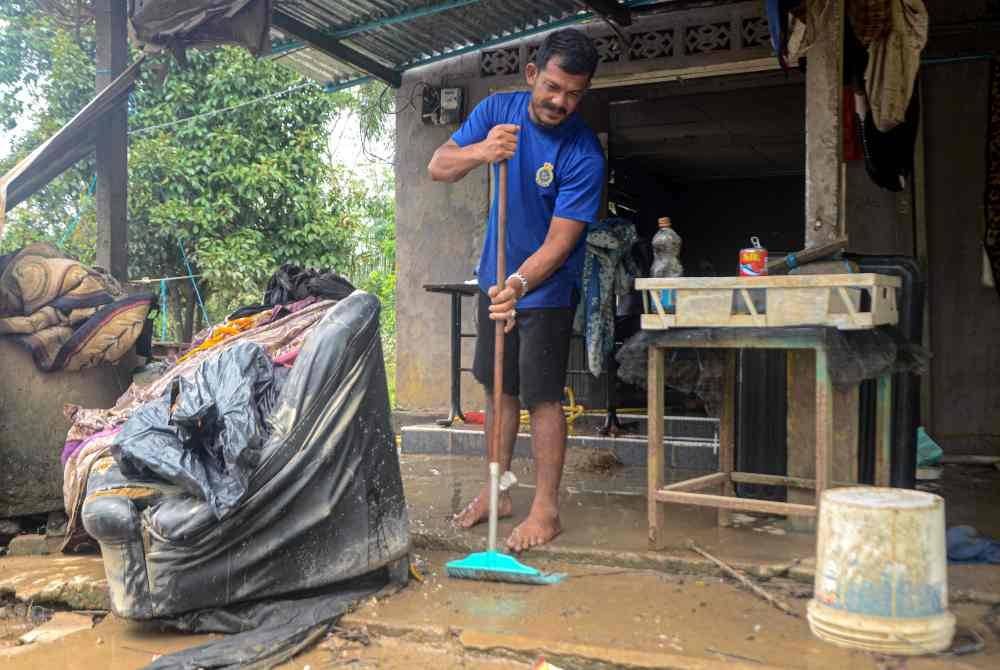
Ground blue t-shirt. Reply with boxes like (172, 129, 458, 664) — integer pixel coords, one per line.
(451, 92, 605, 308)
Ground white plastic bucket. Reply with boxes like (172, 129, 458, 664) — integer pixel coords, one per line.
(808, 487, 955, 655)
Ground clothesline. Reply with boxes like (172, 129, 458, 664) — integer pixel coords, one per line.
(130, 273, 202, 283)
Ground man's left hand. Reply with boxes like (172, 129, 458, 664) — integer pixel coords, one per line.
(488, 277, 522, 333)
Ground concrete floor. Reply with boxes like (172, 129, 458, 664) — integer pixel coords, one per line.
(1, 452, 998, 668)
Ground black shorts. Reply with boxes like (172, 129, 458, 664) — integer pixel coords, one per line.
(472, 290, 575, 409)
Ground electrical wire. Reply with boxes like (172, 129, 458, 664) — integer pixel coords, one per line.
(129, 81, 316, 136)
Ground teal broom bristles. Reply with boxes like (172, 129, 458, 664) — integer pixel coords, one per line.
(446, 550, 565, 585)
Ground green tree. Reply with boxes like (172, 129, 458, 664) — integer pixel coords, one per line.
(1, 4, 394, 343)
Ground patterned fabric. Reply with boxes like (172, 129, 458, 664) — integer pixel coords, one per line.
(59, 298, 338, 550)
(0, 242, 119, 316)
(986, 59, 1000, 298)
(573, 219, 639, 377)
(0, 242, 152, 371)
(176, 312, 270, 363)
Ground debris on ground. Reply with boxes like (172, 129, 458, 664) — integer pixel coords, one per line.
(6, 535, 49, 557)
(687, 539, 798, 617)
(572, 449, 623, 475)
(16, 612, 96, 645)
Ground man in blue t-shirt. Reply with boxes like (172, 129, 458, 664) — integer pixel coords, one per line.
(428, 29, 605, 553)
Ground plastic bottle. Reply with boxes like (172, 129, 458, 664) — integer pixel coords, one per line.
(651, 216, 683, 312)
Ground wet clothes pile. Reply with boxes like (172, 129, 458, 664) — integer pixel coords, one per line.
(0, 242, 154, 371)
(228, 264, 356, 321)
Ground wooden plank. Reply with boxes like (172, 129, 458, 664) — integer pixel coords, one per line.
(874, 374, 893, 486)
(766, 287, 830, 327)
(814, 348, 835, 505)
(94, 0, 129, 282)
(804, 0, 845, 246)
(647, 346, 666, 550)
(718, 350, 737, 526)
(654, 490, 817, 517)
(635, 274, 900, 290)
(640, 311, 883, 331)
(662, 472, 728, 492)
(730, 472, 855, 489)
(675, 289, 732, 327)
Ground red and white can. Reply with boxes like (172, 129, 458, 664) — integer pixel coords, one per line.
(739, 236, 768, 276)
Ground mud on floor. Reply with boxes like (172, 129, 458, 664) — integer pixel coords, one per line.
(0, 599, 53, 649)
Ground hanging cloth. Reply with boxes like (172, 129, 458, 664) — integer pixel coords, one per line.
(864, 0, 928, 132)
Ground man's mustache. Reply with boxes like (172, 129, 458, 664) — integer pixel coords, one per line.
(540, 100, 567, 115)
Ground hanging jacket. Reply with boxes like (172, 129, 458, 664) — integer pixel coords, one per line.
(573, 218, 640, 378)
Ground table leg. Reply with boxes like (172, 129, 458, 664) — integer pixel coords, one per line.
(437, 292, 466, 427)
(600, 349, 624, 436)
(718, 350, 738, 527)
(815, 348, 834, 508)
(648, 345, 666, 550)
(874, 373, 893, 486)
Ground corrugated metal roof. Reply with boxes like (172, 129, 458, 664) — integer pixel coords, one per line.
(269, 0, 619, 88)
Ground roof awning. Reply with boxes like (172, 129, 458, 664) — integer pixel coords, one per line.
(0, 58, 144, 237)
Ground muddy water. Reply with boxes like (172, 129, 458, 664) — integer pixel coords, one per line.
(400, 453, 817, 563)
(1, 551, 996, 669)
(0, 615, 215, 668)
(350, 551, 999, 670)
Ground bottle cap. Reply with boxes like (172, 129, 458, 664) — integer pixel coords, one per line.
(657, 217, 672, 228)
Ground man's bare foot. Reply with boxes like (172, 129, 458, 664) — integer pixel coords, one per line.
(452, 486, 513, 529)
(505, 507, 561, 553)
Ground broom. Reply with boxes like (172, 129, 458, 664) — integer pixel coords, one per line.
(445, 160, 564, 586)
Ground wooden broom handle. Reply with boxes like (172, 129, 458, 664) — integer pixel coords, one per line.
(491, 161, 507, 465)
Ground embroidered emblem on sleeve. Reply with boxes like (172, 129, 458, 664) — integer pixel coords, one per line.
(535, 162, 555, 187)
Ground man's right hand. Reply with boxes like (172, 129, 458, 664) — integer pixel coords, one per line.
(476, 124, 519, 163)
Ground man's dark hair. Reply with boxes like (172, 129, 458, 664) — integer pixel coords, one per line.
(532, 28, 599, 78)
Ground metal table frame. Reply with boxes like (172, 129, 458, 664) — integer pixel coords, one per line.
(423, 282, 478, 426)
(646, 328, 893, 549)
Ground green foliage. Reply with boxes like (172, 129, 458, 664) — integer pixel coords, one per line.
(1, 6, 397, 355)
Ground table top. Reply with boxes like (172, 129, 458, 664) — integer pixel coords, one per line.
(423, 281, 479, 295)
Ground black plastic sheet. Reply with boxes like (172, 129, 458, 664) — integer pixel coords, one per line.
(617, 326, 930, 414)
(146, 573, 388, 670)
(82, 292, 409, 667)
(111, 341, 284, 519)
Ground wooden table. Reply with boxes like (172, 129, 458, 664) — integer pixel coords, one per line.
(645, 327, 894, 549)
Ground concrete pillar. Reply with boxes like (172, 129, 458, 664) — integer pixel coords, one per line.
(789, 0, 847, 527)
(94, 0, 129, 281)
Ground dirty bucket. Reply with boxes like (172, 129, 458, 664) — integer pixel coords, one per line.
(807, 487, 955, 655)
